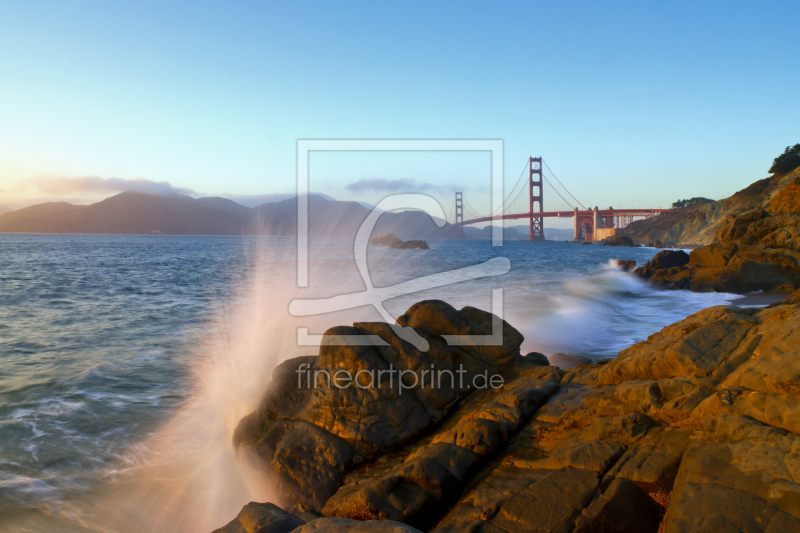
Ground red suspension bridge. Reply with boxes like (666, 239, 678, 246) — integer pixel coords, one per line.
(448, 157, 668, 242)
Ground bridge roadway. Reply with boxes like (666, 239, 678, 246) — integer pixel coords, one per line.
(458, 208, 668, 225)
(458, 208, 670, 242)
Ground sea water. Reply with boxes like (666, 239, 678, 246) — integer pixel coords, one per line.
(0, 234, 736, 532)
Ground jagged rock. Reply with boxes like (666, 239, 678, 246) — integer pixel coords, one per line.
(432, 441, 625, 533)
(524, 351, 550, 365)
(216, 297, 800, 533)
(650, 250, 690, 269)
(615, 259, 637, 272)
(634, 203, 800, 293)
(285, 503, 323, 523)
(233, 300, 525, 509)
(370, 233, 404, 247)
(784, 289, 800, 304)
(601, 235, 635, 247)
(291, 518, 423, 532)
(212, 502, 305, 533)
(322, 376, 559, 528)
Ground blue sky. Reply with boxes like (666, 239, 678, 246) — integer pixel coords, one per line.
(0, 1, 798, 224)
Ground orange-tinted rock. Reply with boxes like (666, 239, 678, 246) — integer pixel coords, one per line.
(218, 298, 800, 533)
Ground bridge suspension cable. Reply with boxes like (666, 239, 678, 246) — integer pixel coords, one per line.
(542, 160, 586, 211)
(486, 160, 530, 218)
(457, 158, 587, 221)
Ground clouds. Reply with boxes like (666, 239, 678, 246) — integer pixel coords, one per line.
(27, 175, 196, 196)
(346, 178, 438, 192)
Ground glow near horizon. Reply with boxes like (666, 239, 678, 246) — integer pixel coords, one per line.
(0, 0, 798, 226)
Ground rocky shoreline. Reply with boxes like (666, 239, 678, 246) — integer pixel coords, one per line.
(213, 292, 800, 533)
(615, 166, 800, 296)
(629, 207, 799, 293)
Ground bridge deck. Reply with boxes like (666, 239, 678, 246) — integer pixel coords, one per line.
(459, 209, 668, 226)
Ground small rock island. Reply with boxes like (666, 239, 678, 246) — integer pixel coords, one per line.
(370, 232, 430, 250)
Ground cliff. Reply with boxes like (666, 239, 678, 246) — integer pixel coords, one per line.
(632, 167, 800, 293)
(621, 165, 800, 246)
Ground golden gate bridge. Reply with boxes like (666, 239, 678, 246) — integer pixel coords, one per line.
(447, 157, 667, 241)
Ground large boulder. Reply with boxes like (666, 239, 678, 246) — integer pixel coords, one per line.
(601, 235, 635, 247)
(615, 259, 637, 272)
(369, 233, 430, 250)
(233, 300, 525, 509)
(392, 239, 430, 249)
(649, 250, 690, 269)
(212, 502, 305, 533)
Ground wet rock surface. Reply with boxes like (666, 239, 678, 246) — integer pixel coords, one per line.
(615, 259, 637, 272)
(219, 297, 800, 533)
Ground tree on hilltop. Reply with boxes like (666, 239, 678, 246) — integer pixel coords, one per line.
(671, 197, 713, 209)
(769, 144, 800, 174)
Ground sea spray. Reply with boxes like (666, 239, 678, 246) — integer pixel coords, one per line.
(506, 260, 737, 358)
(0, 236, 743, 532)
(77, 240, 396, 532)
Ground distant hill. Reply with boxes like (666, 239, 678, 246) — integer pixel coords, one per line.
(251, 195, 462, 239)
(507, 225, 574, 241)
(464, 225, 574, 241)
(544, 228, 575, 241)
(0, 191, 464, 239)
(197, 197, 253, 217)
(463, 226, 526, 240)
(620, 164, 800, 245)
(0, 205, 12, 216)
(0, 202, 86, 233)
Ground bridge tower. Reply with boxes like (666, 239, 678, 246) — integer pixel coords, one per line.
(529, 157, 544, 241)
(455, 191, 463, 225)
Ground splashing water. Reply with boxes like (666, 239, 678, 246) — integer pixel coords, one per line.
(0, 235, 738, 532)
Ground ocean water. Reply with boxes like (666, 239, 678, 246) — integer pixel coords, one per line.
(0, 234, 737, 532)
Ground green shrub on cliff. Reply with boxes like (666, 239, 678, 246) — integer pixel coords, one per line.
(769, 144, 800, 174)
(671, 197, 713, 209)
